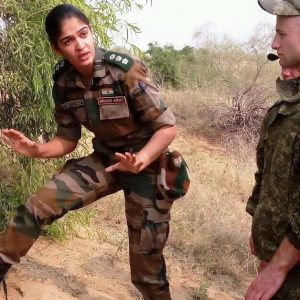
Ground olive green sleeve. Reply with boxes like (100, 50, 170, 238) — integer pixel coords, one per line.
(285, 136, 300, 250)
(246, 138, 265, 216)
(52, 83, 82, 141)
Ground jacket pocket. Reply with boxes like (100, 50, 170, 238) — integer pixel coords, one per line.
(97, 96, 130, 120)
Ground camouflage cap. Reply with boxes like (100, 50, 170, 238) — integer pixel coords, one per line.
(258, 0, 300, 15)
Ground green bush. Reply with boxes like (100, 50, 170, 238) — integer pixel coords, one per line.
(0, 0, 147, 237)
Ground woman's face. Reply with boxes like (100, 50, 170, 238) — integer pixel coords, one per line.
(54, 16, 95, 74)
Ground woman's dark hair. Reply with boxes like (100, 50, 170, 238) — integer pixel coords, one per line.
(45, 4, 90, 47)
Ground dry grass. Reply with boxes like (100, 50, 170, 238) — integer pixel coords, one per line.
(162, 88, 266, 293)
(83, 88, 268, 296)
(167, 129, 257, 285)
(162, 88, 278, 147)
(85, 126, 258, 298)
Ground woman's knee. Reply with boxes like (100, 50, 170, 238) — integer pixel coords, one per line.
(23, 187, 68, 226)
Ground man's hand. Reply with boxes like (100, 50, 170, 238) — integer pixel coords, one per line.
(245, 237, 300, 300)
(245, 263, 287, 300)
(258, 261, 269, 273)
(1, 129, 40, 157)
(105, 152, 145, 173)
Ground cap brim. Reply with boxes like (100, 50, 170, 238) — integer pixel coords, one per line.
(258, 0, 300, 15)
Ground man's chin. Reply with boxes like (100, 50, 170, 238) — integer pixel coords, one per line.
(279, 60, 290, 68)
(279, 59, 300, 69)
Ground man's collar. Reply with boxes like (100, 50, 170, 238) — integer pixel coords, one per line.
(276, 77, 300, 102)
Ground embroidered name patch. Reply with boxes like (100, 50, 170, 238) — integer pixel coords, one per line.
(61, 99, 84, 109)
(97, 96, 127, 105)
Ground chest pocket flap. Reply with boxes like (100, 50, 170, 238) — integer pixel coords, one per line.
(97, 96, 130, 120)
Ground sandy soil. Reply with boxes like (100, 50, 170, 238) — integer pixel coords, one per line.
(0, 225, 246, 300)
(0, 133, 252, 300)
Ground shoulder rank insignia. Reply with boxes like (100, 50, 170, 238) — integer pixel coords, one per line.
(103, 51, 134, 72)
(53, 59, 69, 81)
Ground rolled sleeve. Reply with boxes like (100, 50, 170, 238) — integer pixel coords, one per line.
(125, 60, 176, 131)
(132, 84, 176, 129)
(52, 83, 81, 141)
(150, 107, 176, 131)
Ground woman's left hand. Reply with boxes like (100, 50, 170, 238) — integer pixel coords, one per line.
(0, 128, 40, 157)
(105, 152, 144, 174)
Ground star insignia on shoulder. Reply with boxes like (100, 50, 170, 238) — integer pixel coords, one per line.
(103, 50, 134, 72)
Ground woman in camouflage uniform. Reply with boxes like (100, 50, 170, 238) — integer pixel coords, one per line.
(0, 4, 180, 300)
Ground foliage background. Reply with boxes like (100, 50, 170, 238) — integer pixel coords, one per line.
(0, 0, 147, 232)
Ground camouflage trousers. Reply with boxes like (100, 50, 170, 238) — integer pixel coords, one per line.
(0, 152, 173, 300)
(271, 265, 300, 300)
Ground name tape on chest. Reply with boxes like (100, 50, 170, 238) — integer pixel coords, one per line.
(97, 96, 127, 105)
(61, 99, 84, 109)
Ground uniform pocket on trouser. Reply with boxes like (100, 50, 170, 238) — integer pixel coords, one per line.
(140, 220, 170, 254)
(120, 170, 172, 255)
(154, 198, 173, 214)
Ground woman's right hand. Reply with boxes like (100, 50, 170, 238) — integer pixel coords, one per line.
(105, 152, 145, 174)
(0, 128, 40, 158)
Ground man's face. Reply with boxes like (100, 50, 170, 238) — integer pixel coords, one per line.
(272, 16, 300, 68)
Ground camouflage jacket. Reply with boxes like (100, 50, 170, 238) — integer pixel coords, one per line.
(52, 47, 175, 150)
(246, 77, 300, 261)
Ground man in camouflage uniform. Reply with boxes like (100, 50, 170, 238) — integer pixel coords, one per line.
(0, 47, 178, 300)
(246, 1, 300, 299)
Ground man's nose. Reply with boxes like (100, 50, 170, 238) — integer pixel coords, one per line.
(271, 35, 280, 50)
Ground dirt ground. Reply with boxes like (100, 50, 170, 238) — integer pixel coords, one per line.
(1, 232, 247, 300)
(0, 131, 254, 300)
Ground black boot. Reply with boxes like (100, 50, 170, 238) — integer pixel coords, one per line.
(0, 261, 11, 282)
(0, 261, 11, 300)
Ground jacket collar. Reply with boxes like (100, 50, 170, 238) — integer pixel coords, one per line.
(65, 47, 107, 89)
(276, 77, 300, 102)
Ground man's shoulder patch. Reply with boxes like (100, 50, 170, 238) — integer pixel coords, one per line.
(103, 51, 134, 72)
(53, 59, 69, 81)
